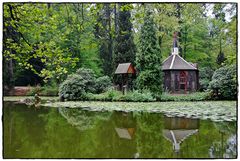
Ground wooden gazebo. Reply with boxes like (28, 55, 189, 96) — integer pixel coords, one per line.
(162, 32, 199, 93)
(114, 63, 136, 93)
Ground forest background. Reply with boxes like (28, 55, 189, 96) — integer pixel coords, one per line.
(2, 2, 237, 100)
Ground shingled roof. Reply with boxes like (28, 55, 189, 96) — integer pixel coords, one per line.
(115, 63, 136, 74)
(162, 54, 197, 70)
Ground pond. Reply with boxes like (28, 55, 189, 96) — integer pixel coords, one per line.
(3, 101, 237, 159)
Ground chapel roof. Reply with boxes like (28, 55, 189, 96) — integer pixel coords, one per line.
(162, 54, 198, 70)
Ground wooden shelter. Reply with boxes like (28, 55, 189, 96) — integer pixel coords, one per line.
(163, 117, 199, 153)
(162, 32, 199, 93)
(114, 63, 136, 93)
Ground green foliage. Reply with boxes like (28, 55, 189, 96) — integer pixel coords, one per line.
(26, 85, 41, 96)
(75, 68, 96, 93)
(114, 3, 136, 67)
(3, 2, 237, 101)
(94, 4, 113, 76)
(59, 74, 87, 100)
(3, 3, 102, 83)
(85, 89, 121, 101)
(40, 86, 59, 96)
(199, 67, 215, 91)
(136, 9, 162, 95)
(59, 68, 96, 100)
(95, 76, 112, 94)
(85, 89, 155, 102)
(26, 84, 58, 96)
(160, 92, 210, 101)
(208, 65, 237, 100)
(119, 90, 156, 102)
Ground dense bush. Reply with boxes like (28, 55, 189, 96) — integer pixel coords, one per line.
(59, 68, 97, 100)
(199, 67, 214, 91)
(160, 92, 210, 101)
(59, 74, 88, 100)
(75, 68, 96, 93)
(208, 65, 237, 100)
(95, 76, 112, 94)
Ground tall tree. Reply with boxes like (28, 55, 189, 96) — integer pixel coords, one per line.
(212, 4, 227, 66)
(135, 7, 162, 96)
(113, 3, 136, 68)
(94, 4, 113, 76)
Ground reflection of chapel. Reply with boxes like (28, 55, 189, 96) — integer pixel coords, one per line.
(163, 117, 199, 153)
(162, 32, 199, 93)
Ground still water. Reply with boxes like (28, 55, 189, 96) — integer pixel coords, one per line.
(3, 102, 237, 159)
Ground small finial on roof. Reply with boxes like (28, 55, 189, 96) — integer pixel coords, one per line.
(172, 32, 179, 55)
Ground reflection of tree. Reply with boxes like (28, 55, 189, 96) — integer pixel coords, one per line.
(58, 107, 111, 131)
(209, 122, 237, 158)
(179, 120, 236, 158)
(3, 102, 48, 158)
(135, 113, 172, 158)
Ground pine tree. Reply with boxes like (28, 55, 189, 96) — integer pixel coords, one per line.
(113, 3, 136, 68)
(135, 8, 163, 96)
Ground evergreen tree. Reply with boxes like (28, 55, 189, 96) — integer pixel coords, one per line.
(135, 8, 162, 96)
(113, 3, 136, 68)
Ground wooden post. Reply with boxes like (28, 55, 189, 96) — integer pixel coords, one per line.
(122, 74, 124, 94)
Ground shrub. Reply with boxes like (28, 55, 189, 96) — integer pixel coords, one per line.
(199, 67, 214, 91)
(86, 89, 155, 102)
(208, 65, 237, 100)
(95, 76, 112, 94)
(26, 85, 41, 96)
(59, 68, 98, 100)
(85, 89, 121, 101)
(59, 74, 87, 100)
(120, 90, 156, 102)
(136, 70, 163, 96)
(26, 84, 58, 96)
(41, 85, 58, 96)
(75, 68, 96, 93)
(160, 92, 210, 101)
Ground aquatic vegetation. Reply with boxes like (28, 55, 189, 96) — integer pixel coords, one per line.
(42, 101, 236, 122)
(4, 96, 59, 102)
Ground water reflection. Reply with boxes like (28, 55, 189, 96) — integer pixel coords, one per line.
(209, 122, 237, 158)
(3, 102, 237, 158)
(58, 107, 112, 131)
(114, 111, 136, 140)
(163, 117, 199, 153)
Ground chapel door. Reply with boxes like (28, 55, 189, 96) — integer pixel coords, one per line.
(179, 71, 187, 92)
